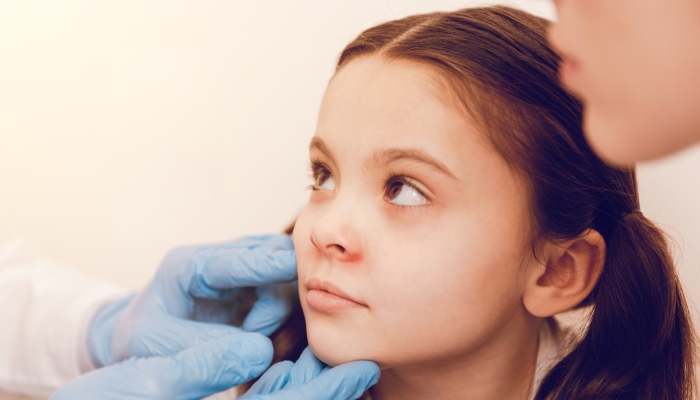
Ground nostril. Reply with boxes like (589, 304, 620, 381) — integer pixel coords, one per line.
(310, 235, 346, 254)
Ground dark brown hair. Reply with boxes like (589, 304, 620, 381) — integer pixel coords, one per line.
(264, 6, 696, 399)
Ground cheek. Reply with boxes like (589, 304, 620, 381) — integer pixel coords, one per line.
(310, 214, 527, 368)
(370, 228, 526, 358)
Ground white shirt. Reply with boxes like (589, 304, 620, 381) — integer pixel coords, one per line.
(531, 310, 589, 399)
(0, 239, 126, 397)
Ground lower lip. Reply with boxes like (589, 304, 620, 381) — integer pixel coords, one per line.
(306, 289, 366, 312)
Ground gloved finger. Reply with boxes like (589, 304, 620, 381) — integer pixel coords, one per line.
(215, 234, 294, 251)
(189, 244, 297, 299)
(197, 234, 294, 252)
(52, 333, 274, 400)
(113, 315, 245, 360)
(246, 234, 295, 251)
(288, 347, 326, 387)
(243, 360, 380, 400)
(242, 283, 296, 335)
(167, 332, 274, 399)
(239, 360, 295, 398)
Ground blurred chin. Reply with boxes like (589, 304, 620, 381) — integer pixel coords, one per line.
(582, 111, 636, 166)
(583, 107, 674, 166)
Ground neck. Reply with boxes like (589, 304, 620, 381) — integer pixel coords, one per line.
(369, 318, 541, 400)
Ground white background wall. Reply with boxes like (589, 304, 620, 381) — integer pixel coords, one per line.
(1, 0, 699, 319)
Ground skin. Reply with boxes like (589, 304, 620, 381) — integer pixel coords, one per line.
(548, 0, 700, 165)
(292, 57, 604, 400)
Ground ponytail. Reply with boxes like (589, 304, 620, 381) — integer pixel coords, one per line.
(536, 212, 696, 399)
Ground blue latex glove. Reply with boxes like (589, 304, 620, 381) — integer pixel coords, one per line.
(241, 347, 381, 400)
(87, 234, 297, 367)
(51, 333, 272, 400)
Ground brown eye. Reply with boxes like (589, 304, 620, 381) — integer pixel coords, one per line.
(385, 179, 404, 200)
(311, 164, 335, 191)
(309, 160, 333, 191)
(384, 176, 427, 206)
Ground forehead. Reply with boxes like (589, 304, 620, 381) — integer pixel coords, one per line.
(316, 57, 488, 171)
(321, 57, 455, 138)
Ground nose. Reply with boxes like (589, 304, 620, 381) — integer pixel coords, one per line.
(309, 196, 363, 263)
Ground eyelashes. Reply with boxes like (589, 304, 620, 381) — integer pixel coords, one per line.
(382, 173, 429, 205)
(308, 159, 430, 206)
(309, 160, 333, 191)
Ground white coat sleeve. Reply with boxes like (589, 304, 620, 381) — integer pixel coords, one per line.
(0, 239, 128, 397)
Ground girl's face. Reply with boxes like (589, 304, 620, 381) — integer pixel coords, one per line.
(294, 57, 540, 369)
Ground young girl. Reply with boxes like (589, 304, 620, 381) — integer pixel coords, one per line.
(244, 6, 696, 399)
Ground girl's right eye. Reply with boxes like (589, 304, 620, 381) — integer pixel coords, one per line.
(311, 163, 336, 191)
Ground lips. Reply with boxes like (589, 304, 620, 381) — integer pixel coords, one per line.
(305, 278, 367, 312)
(559, 53, 581, 87)
(548, 28, 582, 90)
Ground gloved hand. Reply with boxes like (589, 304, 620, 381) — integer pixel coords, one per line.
(240, 347, 380, 400)
(51, 333, 272, 400)
(87, 234, 297, 367)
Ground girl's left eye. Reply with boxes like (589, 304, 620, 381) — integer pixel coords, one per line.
(384, 176, 428, 206)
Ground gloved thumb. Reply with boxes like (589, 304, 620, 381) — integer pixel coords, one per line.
(51, 333, 273, 400)
(244, 360, 380, 400)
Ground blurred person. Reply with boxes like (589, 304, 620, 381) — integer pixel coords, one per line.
(548, 0, 700, 165)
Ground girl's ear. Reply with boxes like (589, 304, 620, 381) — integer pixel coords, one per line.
(523, 229, 606, 318)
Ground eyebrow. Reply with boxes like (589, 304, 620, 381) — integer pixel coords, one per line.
(309, 137, 457, 180)
(369, 148, 457, 180)
(309, 137, 338, 166)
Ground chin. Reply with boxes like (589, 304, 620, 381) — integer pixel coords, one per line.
(584, 106, 685, 166)
(305, 318, 378, 367)
(583, 110, 639, 167)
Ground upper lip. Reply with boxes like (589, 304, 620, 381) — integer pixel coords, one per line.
(305, 277, 367, 306)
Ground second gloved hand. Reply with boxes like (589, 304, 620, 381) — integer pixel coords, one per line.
(87, 234, 297, 367)
(52, 333, 273, 400)
(241, 346, 380, 400)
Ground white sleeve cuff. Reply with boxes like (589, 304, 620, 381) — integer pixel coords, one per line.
(0, 240, 127, 397)
(76, 292, 133, 374)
